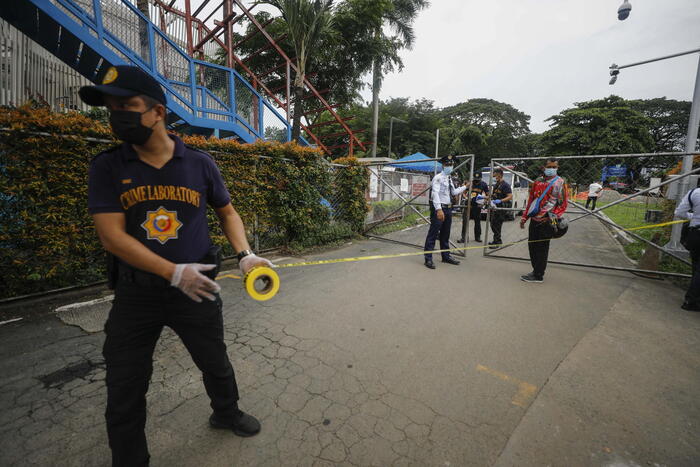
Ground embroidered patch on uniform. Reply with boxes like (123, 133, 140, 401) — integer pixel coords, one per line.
(141, 206, 182, 244)
(102, 67, 118, 84)
(122, 179, 132, 184)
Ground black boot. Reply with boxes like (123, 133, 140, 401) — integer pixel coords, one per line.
(442, 257, 460, 265)
(424, 259, 436, 269)
(209, 409, 261, 437)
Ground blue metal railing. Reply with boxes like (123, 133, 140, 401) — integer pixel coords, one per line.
(27, 0, 296, 143)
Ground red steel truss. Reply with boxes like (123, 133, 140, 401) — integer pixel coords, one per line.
(149, 0, 367, 156)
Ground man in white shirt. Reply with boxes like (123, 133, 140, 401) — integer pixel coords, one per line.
(423, 155, 468, 269)
(675, 181, 700, 311)
(585, 180, 603, 210)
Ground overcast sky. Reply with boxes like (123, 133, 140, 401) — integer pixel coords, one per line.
(363, 0, 700, 133)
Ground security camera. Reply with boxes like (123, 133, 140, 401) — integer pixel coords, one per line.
(618, 1, 631, 21)
(609, 67, 620, 85)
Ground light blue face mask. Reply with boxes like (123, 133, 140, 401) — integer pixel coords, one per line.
(544, 168, 557, 177)
(444, 166, 454, 175)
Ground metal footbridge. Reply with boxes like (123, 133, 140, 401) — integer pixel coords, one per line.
(1, 0, 366, 151)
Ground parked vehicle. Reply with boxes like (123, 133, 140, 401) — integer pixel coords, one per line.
(478, 167, 529, 220)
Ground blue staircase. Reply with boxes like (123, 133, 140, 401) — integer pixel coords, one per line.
(1, 0, 297, 143)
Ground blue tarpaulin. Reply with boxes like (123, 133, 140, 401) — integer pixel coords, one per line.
(388, 152, 441, 173)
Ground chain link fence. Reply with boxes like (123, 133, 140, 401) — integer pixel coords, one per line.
(360, 156, 475, 254)
(482, 153, 698, 278)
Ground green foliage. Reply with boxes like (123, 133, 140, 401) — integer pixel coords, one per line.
(0, 105, 115, 299)
(261, 0, 335, 140)
(370, 199, 404, 218)
(332, 156, 370, 231)
(0, 106, 368, 299)
(542, 96, 655, 156)
(629, 97, 693, 152)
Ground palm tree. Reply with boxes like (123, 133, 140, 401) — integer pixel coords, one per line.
(263, 0, 335, 142)
(370, 0, 429, 157)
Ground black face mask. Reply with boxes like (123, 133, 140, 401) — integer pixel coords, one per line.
(109, 108, 156, 145)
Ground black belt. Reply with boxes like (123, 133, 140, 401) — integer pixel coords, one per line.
(118, 264, 171, 288)
(115, 245, 222, 288)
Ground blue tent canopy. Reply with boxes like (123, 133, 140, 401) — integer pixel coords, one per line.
(388, 152, 441, 173)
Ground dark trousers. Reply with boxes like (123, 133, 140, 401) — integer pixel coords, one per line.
(585, 196, 598, 210)
(103, 283, 239, 467)
(528, 220, 554, 279)
(686, 228, 700, 305)
(490, 212, 505, 243)
(461, 205, 482, 240)
(424, 206, 453, 261)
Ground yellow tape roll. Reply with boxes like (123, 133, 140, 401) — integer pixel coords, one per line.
(244, 266, 280, 301)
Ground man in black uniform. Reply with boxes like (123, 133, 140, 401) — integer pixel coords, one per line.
(80, 65, 271, 466)
(458, 172, 489, 243)
(488, 168, 513, 248)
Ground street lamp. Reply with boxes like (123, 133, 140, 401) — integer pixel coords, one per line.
(388, 116, 407, 158)
(609, 46, 700, 252)
(617, 1, 632, 21)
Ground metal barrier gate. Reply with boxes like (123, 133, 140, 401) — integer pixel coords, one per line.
(361, 155, 475, 257)
(482, 153, 699, 278)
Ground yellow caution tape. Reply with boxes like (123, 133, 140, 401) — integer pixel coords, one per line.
(218, 218, 688, 300)
(626, 219, 687, 231)
(243, 266, 280, 302)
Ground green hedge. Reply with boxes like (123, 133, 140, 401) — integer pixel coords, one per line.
(0, 105, 368, 299)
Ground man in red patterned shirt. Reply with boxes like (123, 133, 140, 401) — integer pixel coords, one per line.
(520, 158, 568, 283)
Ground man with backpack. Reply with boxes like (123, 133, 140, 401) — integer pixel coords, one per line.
(675, 179, 700, 312)
(519, 158, 568, 283)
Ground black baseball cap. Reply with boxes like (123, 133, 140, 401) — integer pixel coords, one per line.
(79, 65, 167, 106)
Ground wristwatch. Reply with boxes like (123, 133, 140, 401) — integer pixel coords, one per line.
(236, 249, 254, 261)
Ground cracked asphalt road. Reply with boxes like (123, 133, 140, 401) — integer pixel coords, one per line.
(1, 220, 699, 466)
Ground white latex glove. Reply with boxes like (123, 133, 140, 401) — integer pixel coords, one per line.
(489, 201, 497, 209)
(239, 254, 274, 276)
(170, 263, 221, 303)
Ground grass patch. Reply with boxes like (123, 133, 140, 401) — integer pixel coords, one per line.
(600, 201, 692, 278)
(369, 209, 431, 236)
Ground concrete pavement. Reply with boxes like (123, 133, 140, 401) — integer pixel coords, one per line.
(0, 216, 698, 466)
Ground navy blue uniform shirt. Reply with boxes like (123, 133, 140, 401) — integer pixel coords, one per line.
(492, 180, 512, 201)
(88, 135, 230, 264)
(470, 180, 489, 205)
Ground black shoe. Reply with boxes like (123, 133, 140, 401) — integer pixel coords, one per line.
(488, 241, 502, 249)
(681, 301, 700, 312)
(520, 273, 543, 283)
(474, 238, 482, 243)
(457, 238, 465, 243)
(442, 257, 460, 265)
(209, 410, 261, 437)
(424, 260, 436, 269)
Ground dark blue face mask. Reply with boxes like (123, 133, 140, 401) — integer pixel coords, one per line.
(109, 107, 156, 145)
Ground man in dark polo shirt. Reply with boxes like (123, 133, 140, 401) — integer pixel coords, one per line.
(80, 65, 272, 466)
(458, 172, 489, 243)
(488, 168, 513, 248)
